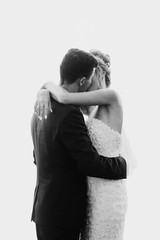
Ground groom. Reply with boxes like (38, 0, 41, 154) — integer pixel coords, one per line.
(31, 48, 127, 240)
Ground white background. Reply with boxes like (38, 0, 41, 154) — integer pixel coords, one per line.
(0, 0, 160, 239)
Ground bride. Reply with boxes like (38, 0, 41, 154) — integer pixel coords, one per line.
(36, 50, 135, 240)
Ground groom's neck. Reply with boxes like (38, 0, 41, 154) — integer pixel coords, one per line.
(60, 82, 78, 93)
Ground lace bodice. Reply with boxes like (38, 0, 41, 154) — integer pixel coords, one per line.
(86, 118, 122, 157)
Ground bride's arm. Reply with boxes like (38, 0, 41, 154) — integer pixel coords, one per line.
(61, 89, 120, 106)
(44, 82, 120, 106)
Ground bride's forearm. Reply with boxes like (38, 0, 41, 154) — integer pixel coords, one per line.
(63, 89, 119, 106)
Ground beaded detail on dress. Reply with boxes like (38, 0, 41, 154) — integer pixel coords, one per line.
(81, 118, 127, 240)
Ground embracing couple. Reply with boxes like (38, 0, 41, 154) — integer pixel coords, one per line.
(31, 48, 128, 240)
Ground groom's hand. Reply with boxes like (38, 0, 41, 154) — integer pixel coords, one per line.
(34, 89, 52, 120)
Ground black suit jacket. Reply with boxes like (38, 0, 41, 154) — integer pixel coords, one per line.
(31, 100, 127, 228)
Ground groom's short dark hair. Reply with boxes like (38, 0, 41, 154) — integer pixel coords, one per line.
(60, 48, 98, 84)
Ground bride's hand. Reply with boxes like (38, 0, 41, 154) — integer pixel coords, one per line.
(34, 89, 52, 120)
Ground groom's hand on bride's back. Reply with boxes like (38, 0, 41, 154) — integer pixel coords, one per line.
(34, 89, 52, 120)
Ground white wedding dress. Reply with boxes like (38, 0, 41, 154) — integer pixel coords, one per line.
(80, 118, 128, 240)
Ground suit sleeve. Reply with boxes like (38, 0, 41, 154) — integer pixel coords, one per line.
(60, 108, 127, 179)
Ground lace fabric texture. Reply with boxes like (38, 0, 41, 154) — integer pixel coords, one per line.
(81, 118, 127, 240)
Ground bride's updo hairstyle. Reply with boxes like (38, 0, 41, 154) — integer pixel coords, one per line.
(90, 49, 111, 87)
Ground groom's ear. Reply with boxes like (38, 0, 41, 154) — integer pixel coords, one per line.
(78, 77, 86, 87)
